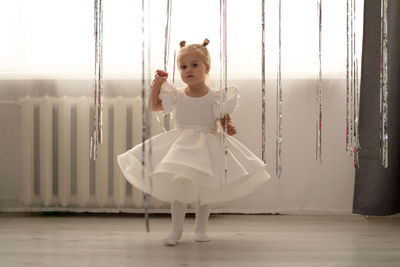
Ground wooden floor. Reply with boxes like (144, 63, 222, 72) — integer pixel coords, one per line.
(0, 213, 399, 267)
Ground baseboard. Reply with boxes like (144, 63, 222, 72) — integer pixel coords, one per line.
(0, 196, 19, 209)
(363, 214, 400, 219)
(0, 197, 359, 215)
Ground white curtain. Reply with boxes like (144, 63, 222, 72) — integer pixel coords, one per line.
(0, 0, 363, 78)
(0, 0, 363, 214)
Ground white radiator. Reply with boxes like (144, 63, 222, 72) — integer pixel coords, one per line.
(17, 95, 174, 212)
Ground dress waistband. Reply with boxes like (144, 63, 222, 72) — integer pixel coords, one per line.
(176, 124, 218, 133)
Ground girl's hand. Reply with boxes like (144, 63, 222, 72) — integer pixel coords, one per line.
(226, 121, 237, 136)
(220, 116, 237, 136)
(153, 69, 168, 85)
(149, 69, 168, 111)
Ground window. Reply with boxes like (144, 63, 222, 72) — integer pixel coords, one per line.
(0, 0, 363, 79)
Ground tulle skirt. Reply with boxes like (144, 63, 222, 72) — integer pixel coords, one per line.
(117, 127, 271, 205)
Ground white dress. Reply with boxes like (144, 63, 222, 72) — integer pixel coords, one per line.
(117, 81, 271, 205)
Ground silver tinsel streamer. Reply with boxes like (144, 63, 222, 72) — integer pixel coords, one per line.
(220, 0, 228, 186)
(172, 49, 176, 83)
(316, 0, 322, 163)
(162, 0, 173, 132)
(276, 0, 282, 177)
(220, 0, 223, 90)
(380, 0, 389, 168)
(354, 58, 360, 167)
(350, 0, 354, 157)
(90, 0, 104, 160)
(346, 0, 354, 157)
(261, 0, 266, 163)
(346, 0, 361, 167)
(353, 0, 360, 167)
(163, 0, 172, 71)
(141, 0, 152, 232)
(154, 0, 173, 133)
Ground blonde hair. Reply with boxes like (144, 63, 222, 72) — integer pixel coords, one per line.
(177, 38, 211, 68)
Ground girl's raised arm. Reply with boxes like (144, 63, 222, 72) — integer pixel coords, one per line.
(149, 70, 168, 111)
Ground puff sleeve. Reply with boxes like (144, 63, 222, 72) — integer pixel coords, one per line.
(158, 81, 179, 113)
(212, 87, 239, 119)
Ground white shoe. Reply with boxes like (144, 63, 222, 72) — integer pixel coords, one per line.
(163, 231, 182, 246)
(163, 201, 186, 246)
(194, 231, 210, 242)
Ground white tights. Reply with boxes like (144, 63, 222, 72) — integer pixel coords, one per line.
(194, 203, 211, 242)
(163, 201, 210, 246)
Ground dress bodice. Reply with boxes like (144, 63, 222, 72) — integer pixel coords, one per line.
(159, 81, 239, 130)
(174, 89, 217, 129)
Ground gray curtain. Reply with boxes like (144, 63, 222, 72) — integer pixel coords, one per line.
(353, 0, 400, 216)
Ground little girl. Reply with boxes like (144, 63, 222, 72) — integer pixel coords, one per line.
(118, 38, 271, 246)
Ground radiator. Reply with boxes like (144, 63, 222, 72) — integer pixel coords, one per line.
(17, 95, 174, 212)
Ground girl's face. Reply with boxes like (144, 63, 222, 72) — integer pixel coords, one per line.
(178, 50, 210, 86)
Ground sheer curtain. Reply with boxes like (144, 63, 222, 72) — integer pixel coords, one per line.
(0, 0, 364, 214)
(0, 0, 362, 78)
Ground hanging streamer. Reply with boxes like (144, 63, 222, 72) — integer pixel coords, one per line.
(261, 0, 266, 163)
(380, 0, 389, 168)
(276, 0, 282, 177)
(219, 0, 223, 90)
(349, 0, 354, 158)
(354, 57, 360, 167)
(345, 0, 361, 167)
(220, 0, 228, 186)
(316, 0, 322, 163)
(345, 0, 350, 155)
(90, 0, 104, 160)
(141, 0, 153, 232)
(346, 0, 355, 158)
(172, 49, 177, 83)
(163, 0, 172, 71)
(162, 0, 173, 132)
(353, 0, 361, 167)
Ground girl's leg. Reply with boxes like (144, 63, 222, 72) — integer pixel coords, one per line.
(164, 200, 187, 246)
(194, 203, 210, 242)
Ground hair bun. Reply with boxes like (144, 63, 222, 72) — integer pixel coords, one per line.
(179, 41, 186, 48)
(202, 38, 210, 47)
